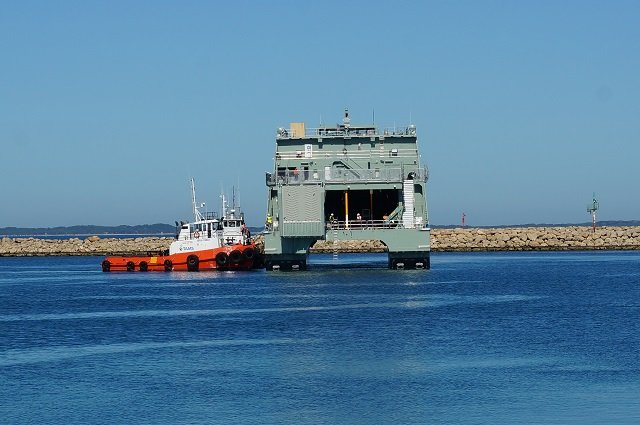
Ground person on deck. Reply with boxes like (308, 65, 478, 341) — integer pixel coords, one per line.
(241, 224, 251, 244)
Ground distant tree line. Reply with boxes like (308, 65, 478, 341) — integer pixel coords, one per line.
(0, 224, 176, 236)
(0, 223, 265, 236)
(432, 220, 640, 229)
(2, 220, 638, 236)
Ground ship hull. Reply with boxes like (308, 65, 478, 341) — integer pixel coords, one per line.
(102, 243, 260, 272)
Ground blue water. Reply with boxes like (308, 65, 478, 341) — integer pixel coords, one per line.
(1, 252, 640, 424)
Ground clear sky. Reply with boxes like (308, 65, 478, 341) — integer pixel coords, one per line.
(2, 0, 639, 227)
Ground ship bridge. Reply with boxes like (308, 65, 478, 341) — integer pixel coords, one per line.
(263, 110, 430, 270)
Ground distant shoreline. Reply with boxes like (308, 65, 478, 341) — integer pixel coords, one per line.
(2, 221, 639, 237)
(0, 226, 262, 238)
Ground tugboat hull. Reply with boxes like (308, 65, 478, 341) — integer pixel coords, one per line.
(102, 244, 260, 272)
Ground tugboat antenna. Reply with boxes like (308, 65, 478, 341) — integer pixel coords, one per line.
(191, 178, 204, 222)
(235, 177, 241, 210)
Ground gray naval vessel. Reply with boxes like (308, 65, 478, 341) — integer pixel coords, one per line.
(263, 110, 430, 270)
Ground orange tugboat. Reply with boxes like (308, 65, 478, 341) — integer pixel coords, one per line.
(101, 180, 260, 272)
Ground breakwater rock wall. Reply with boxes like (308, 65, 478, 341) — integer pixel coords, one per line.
(310, 226, 640, 252)
(429, 226, 640, 251)
(1, 227, 639, 256)
(0, 236, 173, 256)
(310, 239, 387, 253)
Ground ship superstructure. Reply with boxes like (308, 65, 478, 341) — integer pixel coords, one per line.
(263, 110, 430, 270)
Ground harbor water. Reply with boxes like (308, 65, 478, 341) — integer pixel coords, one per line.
(1, 252, 639, 424)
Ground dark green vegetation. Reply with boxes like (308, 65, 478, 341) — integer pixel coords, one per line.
(0, 224, 263, 237)
(2, 221, 638, 236)
(0, 224, 175, 236)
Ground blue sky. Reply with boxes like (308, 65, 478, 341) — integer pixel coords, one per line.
(1, 0, 638, 227)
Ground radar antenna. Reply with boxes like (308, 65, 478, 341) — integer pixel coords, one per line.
(343, 108, 350, 128)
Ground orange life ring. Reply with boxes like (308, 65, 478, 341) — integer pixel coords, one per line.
(193, 231, 200, 239)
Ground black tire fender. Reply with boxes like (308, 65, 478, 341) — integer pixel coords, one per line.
(164, 259, 172, 272)
(216, 252, 228, 267)
(243, 248, 255, 260)
(229, 250, 242, 263)
(187, 255, 199, 272)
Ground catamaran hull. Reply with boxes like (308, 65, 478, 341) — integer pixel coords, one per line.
(102, 244, 260, 272)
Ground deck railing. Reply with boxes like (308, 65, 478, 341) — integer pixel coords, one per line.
(326, 220, 400, 230)
(266, 167, 427, 186)
(276, 125, 417, 139)
(275, 148, 419, 161)
(263, 219, 426, 232)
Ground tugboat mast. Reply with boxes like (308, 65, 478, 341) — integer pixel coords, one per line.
(191, 178, 204, 222)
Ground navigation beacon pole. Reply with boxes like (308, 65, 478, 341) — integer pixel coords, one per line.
(586, 193, 599, 233)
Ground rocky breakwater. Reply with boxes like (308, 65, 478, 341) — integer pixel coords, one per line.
(431, 226, 640, 251)
(311, 226, 640, 253)
(310, 239, 387, 253)
(1, 227, 639, 256)
(0, 236, 173, 257)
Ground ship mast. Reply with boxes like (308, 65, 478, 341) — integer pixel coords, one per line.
(220, 192, 228, 219)
(191, 178, 204, 222)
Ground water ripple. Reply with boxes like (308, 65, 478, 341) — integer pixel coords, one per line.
(0, 338, 309, 367)
(0, 294, 542, 322)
